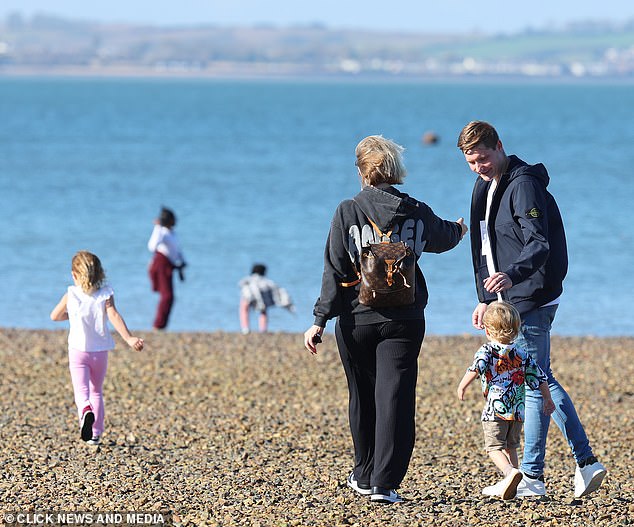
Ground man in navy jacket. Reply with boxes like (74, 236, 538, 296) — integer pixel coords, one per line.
(457, 121, 607, 499)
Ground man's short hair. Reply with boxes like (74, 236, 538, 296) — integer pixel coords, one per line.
(457, 121, 499, 153)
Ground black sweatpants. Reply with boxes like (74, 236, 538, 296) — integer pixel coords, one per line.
(335, 318, 425, 489)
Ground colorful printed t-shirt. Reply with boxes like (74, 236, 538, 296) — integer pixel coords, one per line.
(468, 341, 547, 422)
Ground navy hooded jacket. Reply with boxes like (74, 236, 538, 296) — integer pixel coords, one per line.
(313, 185, 463, 327)
(469, 155, 568, 315)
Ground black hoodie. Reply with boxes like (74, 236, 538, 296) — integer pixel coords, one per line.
(313, 185, 463, 327)
(469, 155, 568, 315)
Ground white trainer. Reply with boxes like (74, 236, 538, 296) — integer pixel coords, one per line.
(482, 481, 502, 496)
(482, 468, 523, 500)
(370, 487, 403, 504)
(347, 472, 372, 496)
(575, 460, 607, 498)
(516, 474, 547, 497)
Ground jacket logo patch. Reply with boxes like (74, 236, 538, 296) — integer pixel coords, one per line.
(526, 208, 541, 218)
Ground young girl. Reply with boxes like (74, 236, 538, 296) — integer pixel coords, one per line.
(50, 250, 144, 445)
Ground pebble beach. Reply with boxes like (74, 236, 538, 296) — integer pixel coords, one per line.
(1, 328, 632, 526)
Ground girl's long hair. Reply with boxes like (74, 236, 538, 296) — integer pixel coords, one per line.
(71, 251, 106, 294)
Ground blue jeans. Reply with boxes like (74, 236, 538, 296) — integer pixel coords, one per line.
(516, 305, 593, 477)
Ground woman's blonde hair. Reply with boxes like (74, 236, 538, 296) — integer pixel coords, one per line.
(483, 301, 521, 345)
(355, 135, 406, 186)
(72, 250, 106, 294)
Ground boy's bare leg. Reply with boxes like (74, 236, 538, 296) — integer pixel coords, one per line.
(488, 449, 515, 475)
(506, 448, 519, 469)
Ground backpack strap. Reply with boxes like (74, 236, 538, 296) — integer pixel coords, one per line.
(339, 205, 392, 287)
(340, 274, 361, 288)
(367, 218, 392, 243)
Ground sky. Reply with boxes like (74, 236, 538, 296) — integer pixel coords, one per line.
(1, 0, 633, 34)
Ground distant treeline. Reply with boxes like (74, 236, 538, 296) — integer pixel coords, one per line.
(1, 13, 634, 78)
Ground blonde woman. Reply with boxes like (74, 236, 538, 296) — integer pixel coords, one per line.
(304, 135, 467, 503)
(51, 251, 144, 445)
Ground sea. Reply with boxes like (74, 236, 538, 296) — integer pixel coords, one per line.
(1, 77, 632, 336)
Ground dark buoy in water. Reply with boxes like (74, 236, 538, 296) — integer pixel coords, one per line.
(422, 131, 439, 145)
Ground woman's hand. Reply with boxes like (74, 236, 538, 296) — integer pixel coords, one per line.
(456, 217, 468, 239)
(304, 325, 324, 355)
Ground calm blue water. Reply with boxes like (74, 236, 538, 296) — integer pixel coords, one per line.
(1, 77, 632, 336)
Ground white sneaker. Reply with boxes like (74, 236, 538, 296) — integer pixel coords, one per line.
(370, 487, 403, 504)
(516, 474, 547, 497)
(574, 459, 607, 498)
(482, 468, 523, 500)
(346, 472, 372, 496)
(481, 481, 502, 497)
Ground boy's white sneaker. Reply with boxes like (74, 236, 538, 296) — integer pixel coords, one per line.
(515, 473, 546, 497)
(482, 468, 523, 500)
(574, 458, 607, 498)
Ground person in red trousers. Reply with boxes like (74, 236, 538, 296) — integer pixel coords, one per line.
(148, 207, 186, 330)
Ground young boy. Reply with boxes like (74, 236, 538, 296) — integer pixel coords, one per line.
(457, 301, 555, 499)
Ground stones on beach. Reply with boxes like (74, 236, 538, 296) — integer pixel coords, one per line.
(0, 329, 632, 525)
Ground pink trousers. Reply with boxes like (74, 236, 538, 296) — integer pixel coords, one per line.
(68, 349, 109, 436)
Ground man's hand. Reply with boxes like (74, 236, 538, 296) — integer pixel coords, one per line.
(472, 303, 488, 330)
(483, 272, 513, 294)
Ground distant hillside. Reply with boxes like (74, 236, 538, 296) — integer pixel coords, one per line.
(1, 13, 633, 78)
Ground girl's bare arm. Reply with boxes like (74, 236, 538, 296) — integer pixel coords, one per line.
(50, 293, 69, 321)
(106, 296, 144, 351)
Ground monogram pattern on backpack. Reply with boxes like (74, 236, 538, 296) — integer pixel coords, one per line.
(358, 239, 416, 307)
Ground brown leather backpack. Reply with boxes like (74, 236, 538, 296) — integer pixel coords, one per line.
(342, 218, 416, 307)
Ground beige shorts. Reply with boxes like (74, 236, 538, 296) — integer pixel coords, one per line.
(482, 420, 522, 452)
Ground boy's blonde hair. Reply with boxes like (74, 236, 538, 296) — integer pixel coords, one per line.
(72, 250, 106, 295)
(483, 301, 521, 344)
(355, 135, 407, 186)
